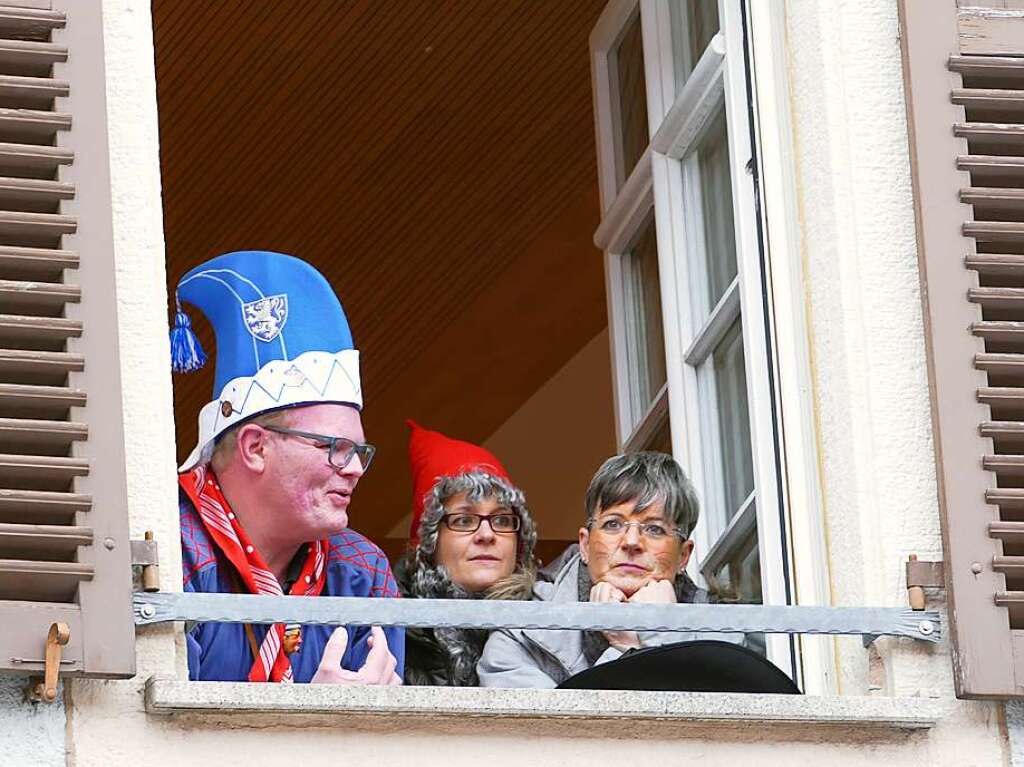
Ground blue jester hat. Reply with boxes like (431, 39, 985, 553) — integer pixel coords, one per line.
(170, 250, 362, 470)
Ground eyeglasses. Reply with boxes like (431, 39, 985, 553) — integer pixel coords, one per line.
(263, 426, 376, 472)
(592, 518, 684, 541)
(442, 512, 520, 534)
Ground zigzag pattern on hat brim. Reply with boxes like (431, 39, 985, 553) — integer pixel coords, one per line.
(179, 349, 362, 471)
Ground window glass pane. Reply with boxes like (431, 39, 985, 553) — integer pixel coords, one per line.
(671, 1, 721, 89)
(688, 1, 720, 67)
(709, 526, 761, 604)
(626, 217, 667, 414)
(615, 12, 649, 185)
(697, 108, 738, 310)
(643, 413, 672, 454)
(713, 319, 753, 518)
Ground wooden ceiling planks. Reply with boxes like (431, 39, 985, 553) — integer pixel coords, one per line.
(153, 1, 609, 538)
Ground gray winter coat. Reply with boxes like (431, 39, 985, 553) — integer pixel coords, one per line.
(476, 546, 742, 688)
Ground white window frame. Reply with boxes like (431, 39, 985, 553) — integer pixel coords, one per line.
(591, 0, 829, 686)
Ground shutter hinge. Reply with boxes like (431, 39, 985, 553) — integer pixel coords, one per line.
(131, 530, 160, 592)
(906, 555, 944, 610)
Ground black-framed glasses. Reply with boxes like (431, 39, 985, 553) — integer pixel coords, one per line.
(592, 517, 684, 541)
(263, 426, 376, 472)
(442, 512, 520, 534)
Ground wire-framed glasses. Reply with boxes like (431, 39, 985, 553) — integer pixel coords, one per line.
(592, 517, 685, 541)
(263, 426, 376, 471)
(442, 512, 520, 534)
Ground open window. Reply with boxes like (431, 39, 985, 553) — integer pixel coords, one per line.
(137, 0, 956, 707)
(591, 0, 794, 674)
(153, 3, 618, 576)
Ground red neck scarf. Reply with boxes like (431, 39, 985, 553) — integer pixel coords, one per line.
(179, 465, 327, 683)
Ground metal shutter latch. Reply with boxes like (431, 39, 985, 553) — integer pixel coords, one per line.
(25, 622, 70, 703)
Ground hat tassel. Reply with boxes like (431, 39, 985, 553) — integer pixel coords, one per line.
(169, 298, 207, 373)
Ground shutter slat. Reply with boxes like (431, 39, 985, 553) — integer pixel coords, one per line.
(994, 556, 1024, 575)
(976, 352, 1024, 375)
(0, 39, 67, 76)
(0, 488, 91, 524)
(968, 286, 1024, 309)
(0, 453, 87, 485)
(964, 220, 1024, 241)
(0, 9, 65, 42)
(959, 156, 1024, 178)
(0, 382, 85, 417)
(986, 488, 1024, 507)
(0, 416, 87, 453)
(991, 520, 1024, 543)
(0, 108, 70, 145)
(0, 74, 67, 108)
(0, 522, 91, 558)
(0, 348, 83, 384)
(967, 253, 1024, 275)
(0, 314, 81, 344)
(978, 386, 1024, 406)
(980, 420, 1024, 440)
(0, 211, 76, 245)
(973, 320, 1024, 342)
(0, 279, 79, 313)
(961, 186, 1024, 210)
(0, 558, 91, 602)
(953, 87, 1024, 111)
(0, 245, 76, 279)
(956, 123, 1024, 144)
(983, 454, 1024, 474)
(950, 54, 1024, 77)
(954, 88, 1024, 111)
(0, 141, 73, 178)
(0, 176, 74, 212)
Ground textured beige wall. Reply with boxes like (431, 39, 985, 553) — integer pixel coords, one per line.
(58, 1, 1010, 765)
(786, 0, 1005, 759)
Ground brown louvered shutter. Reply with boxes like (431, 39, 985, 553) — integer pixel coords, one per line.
(0, 1, 134, 678)
(900, 0, 1024, 698)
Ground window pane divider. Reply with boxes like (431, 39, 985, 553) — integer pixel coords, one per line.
(623, 381, 668, 452)
(699, 489, 756, 580)
(651, 32, 726, 159)
(684, 275, 740, 366)
(594, 146, 653, 252)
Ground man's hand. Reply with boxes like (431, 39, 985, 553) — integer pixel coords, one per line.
(627, 579, 677, 604)
(589, 582, 640, 651)
(310, 625, 403, 685)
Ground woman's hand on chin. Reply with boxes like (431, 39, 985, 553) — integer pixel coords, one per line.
(626, 579, 677, 604)
(590, 581, 641, 651)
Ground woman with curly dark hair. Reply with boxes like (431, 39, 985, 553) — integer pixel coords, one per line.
(394, 420, 537, 687)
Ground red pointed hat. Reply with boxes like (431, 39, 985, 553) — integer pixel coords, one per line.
(406, 419, 512, 542)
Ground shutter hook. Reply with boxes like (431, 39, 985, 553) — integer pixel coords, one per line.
(27, 623, 71, 703)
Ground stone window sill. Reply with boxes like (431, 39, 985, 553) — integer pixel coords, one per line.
(145, 677, 948, 737)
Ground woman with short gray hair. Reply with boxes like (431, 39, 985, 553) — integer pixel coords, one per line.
(478, 451, 736, 688)
(395, 421, 536, 686)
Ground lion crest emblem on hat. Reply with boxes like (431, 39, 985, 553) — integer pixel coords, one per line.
(242, 294, 288, 342)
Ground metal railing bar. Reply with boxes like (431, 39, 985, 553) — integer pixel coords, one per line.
(133, 593, 941, 643)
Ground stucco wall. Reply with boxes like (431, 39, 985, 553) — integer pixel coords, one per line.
(0, 680, 64, 767)
(43, 1, 1012, 766)
(785, 0, 1006, 759)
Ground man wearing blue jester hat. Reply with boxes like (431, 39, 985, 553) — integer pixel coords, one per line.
(171, 250, 404, 684)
